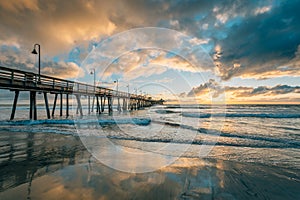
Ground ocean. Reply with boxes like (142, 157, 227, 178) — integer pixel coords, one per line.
(0, 103, 299, 199)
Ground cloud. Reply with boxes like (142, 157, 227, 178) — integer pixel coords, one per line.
(0, 45, 83, 79)
(216, 0, 300, 80)
(42, 61, 84, 79)
(236, 84, 300, 97)
(254, 6, 272, 15)
(186, 79, 300, 103)
(187, 79, 224, 98)
(0, 0, 117, 54)
(0, 0, 300, 82)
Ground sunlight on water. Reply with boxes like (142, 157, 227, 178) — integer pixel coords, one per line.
(0, 104, 299, 199)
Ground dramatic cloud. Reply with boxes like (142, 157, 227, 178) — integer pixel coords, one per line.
(187, 79, 224, 98)
(216, 0, 300, 80)
(0, 0, 299, 100)
(0, 45, 83, 79)
(186, 79, 300, 103)
(0, 0, 117, 54)
(236, 85, 300, 97)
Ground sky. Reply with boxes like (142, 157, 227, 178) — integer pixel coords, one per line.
(0, 0, 299, 104)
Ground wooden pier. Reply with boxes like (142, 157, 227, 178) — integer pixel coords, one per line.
(0, 66, 163, 120)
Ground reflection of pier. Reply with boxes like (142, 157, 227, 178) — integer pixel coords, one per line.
(0, 131, 90, 193)
(0, 66, 163, 120)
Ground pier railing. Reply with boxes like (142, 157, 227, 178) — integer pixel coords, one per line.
(0, 66, 149, 100)
(0, 66, 163, 120)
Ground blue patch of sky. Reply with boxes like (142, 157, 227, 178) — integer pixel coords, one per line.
(110, 73, 122, 82)
(212, 30, 228, 40)
(157, 20, 175, 29)
(112, 58, 119, 64)
(165, 52, 176, 59)
(52, 56, 61, 63)
(67, 47, 82, 65)
(87, 41, 98, 52)
(225, 16, 243, 28)
(1, 45, 19, 53)
(194, 13, 208, 21)
(130, 69, 216, 94)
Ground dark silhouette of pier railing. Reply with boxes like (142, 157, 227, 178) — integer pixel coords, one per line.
(0, 66, 163, 120)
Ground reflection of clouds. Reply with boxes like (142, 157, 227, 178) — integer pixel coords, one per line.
(1, 147, 298, 200)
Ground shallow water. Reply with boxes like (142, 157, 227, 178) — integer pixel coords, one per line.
(0, 104, 299, 199)
(0, 131, 299, 200)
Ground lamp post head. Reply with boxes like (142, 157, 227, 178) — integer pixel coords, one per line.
(31, 48, 38, 54)
(90, 71, 94, 75)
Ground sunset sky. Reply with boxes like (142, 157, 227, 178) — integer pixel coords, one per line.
(0, 0, 299, 104)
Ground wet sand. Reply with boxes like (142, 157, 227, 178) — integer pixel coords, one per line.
(0, 131, 299, 199)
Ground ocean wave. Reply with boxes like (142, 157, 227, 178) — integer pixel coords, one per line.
(182, 112, 300, 119)
(1, 124, 298, 149)
(0, 118, 299, 149)
(107, 136, 299, 149)
(151, 120, 300, 147)
(154, 110, 180, 114)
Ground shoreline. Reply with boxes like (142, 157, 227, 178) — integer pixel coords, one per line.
(0, 130, 299, 199)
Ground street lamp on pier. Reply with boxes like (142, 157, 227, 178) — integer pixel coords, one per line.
(90, 68, 96, 92)
(31, 44, 41, 82)
(126, 84, 130, 97)
(114, 79, 121, 111)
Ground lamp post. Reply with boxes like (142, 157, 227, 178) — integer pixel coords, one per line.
(134, 88, 137, 96)
(90, 68, 96, 92)
(90, 68, 96, 112)
(114, 79, 120, 111)
(31, 44, 41, 82)
(126, 84, 129, 95)
(113, 79, 119, 92)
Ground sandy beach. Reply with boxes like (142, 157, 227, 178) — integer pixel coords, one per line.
(0, 130, 299, 200)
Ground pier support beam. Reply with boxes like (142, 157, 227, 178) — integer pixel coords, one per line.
(43, 92, 50, 119)
(66, 94, 69, 117)
(76, 95, 83, 116)
(96, 96, 100, 114)
(60, 93, 63, 117)
(117, 97, 121, 112)
(88, 96, 90, 114)
(29, 91, 37, 120)
(52, 93, 58, 117)
(100, 96, 103, 113)
(101, 96, 106, 113)
(10, 90, 19, 120)
(108, 97, 113, 113)
(91, 96, 95, 112)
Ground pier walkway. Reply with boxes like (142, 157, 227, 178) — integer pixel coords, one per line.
(0, 66, 163, 120)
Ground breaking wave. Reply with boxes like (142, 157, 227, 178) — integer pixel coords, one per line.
(182, 112, 300, 119)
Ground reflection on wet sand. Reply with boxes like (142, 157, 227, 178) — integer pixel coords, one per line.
(0, 131, 89, 195)
(0, 131, 299, 199)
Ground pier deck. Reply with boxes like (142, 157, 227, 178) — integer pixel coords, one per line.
(0, 66, 163, 120)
